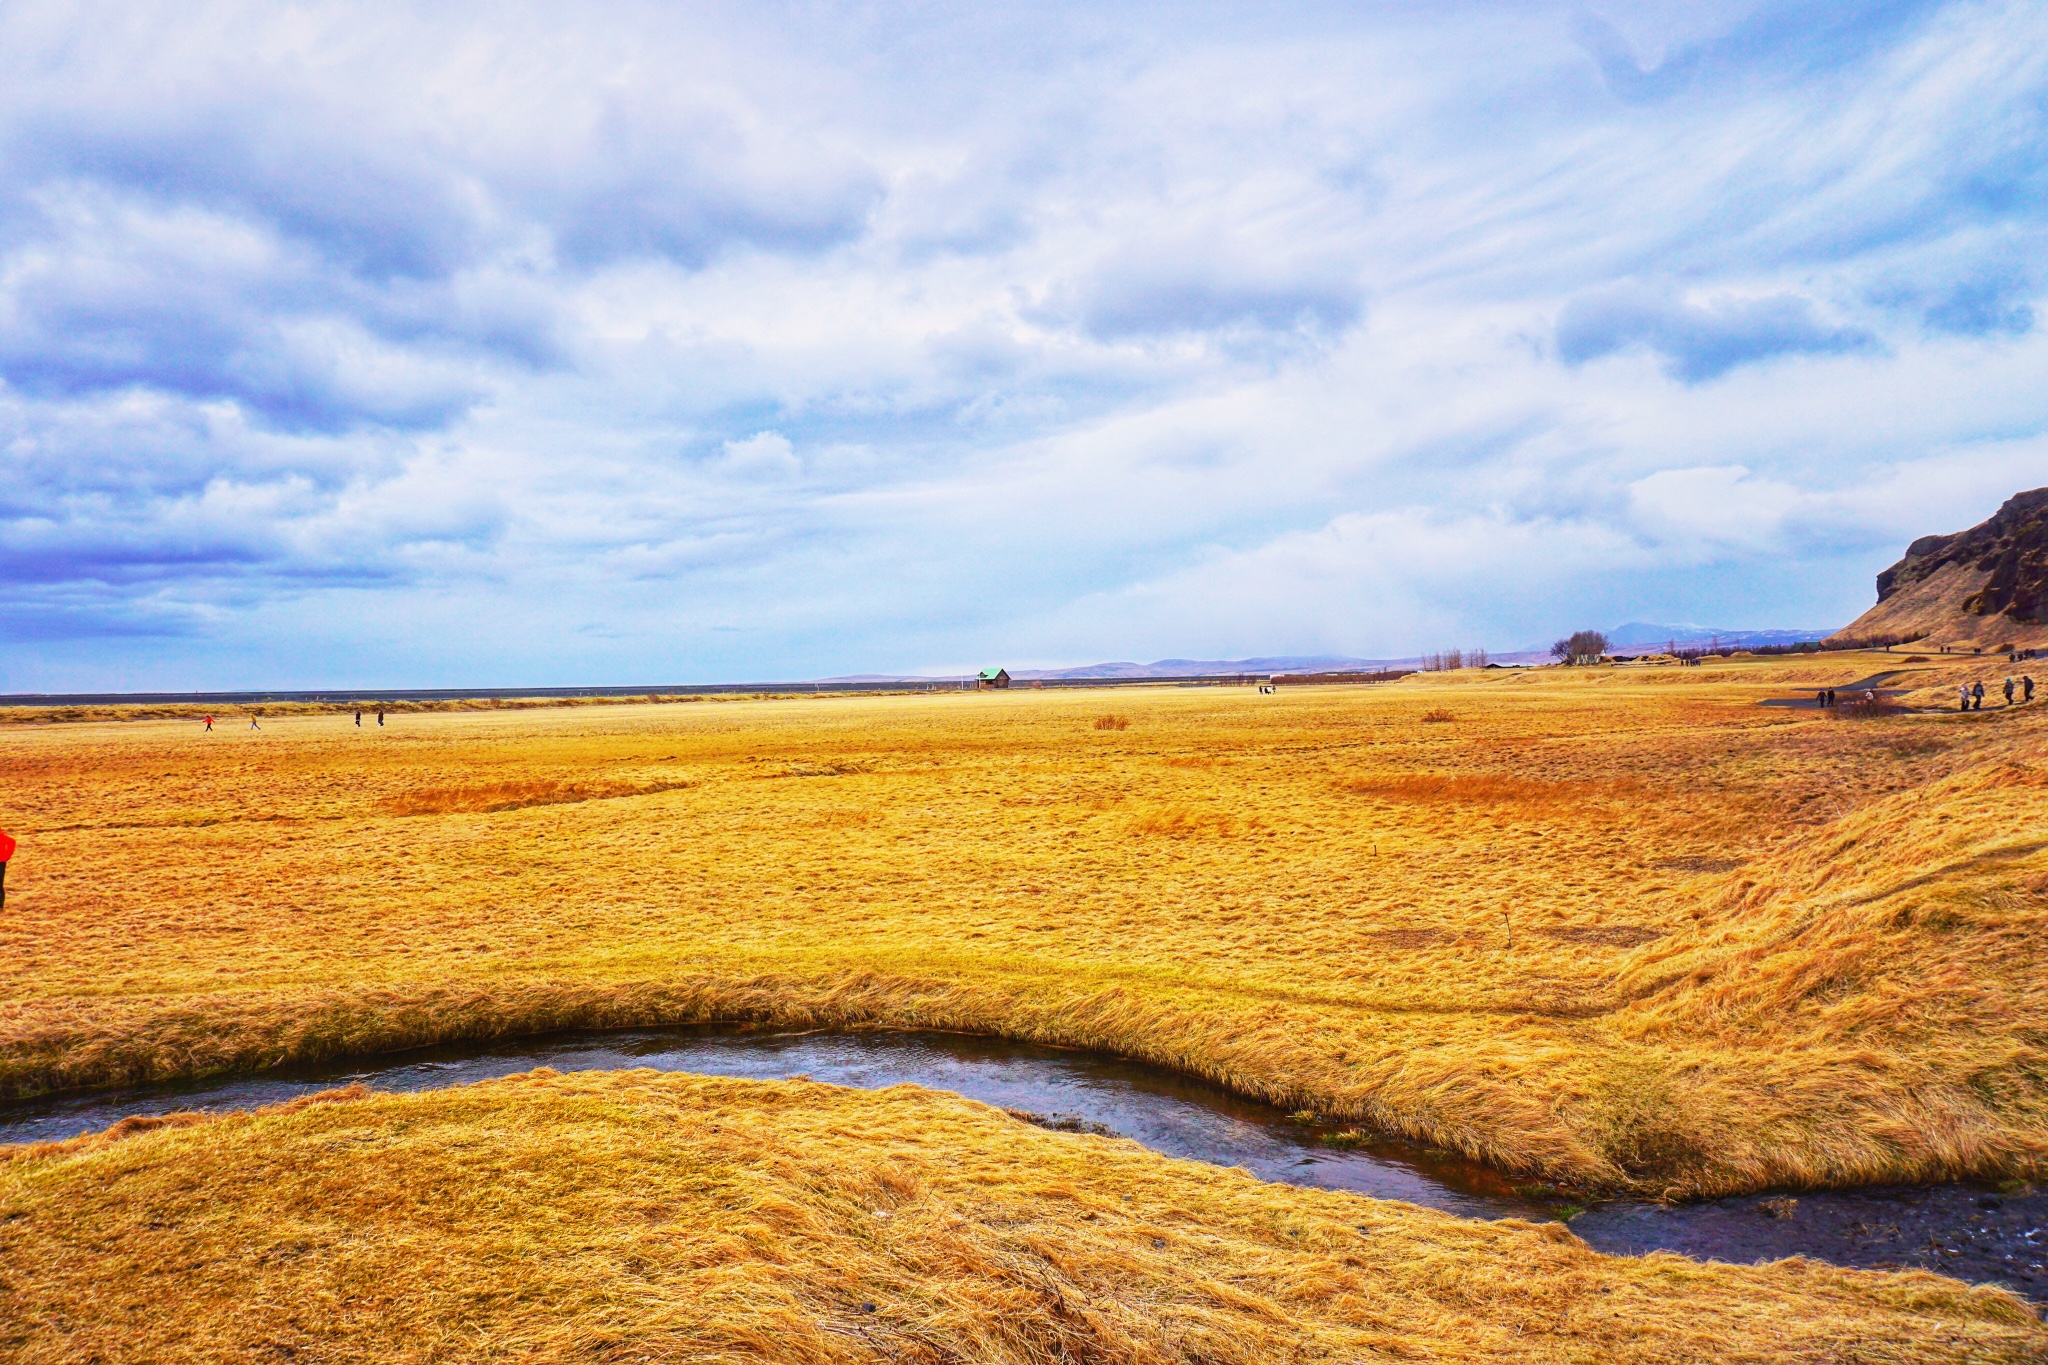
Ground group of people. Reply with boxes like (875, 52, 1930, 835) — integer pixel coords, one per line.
(1959, 676, 2033, 710)
(200, 709, 386, 730)
(1812, 675, 2037, 711)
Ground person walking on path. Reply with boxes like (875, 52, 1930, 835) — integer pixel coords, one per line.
(249, 715, 260, 730)
(2027, 675, 2036, 703)
(204, 715, 214, 731)
(1972, 681, 1986, 711)
(0, 828, 13, 912)
(1960, 684, 1971, 712)
(377, 709, 385, 726)
(355, 710, 362, 727)
(2005, 677, 2016, 706)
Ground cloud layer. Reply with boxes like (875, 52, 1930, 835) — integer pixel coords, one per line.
(3, 1, 2045, 687)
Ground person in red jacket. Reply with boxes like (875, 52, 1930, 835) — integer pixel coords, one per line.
(0, 828, 14, 912)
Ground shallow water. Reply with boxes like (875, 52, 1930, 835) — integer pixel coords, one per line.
(3, 1025, 2041, 1304)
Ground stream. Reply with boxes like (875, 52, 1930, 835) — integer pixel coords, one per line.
(3, 1025, 2040, 1305)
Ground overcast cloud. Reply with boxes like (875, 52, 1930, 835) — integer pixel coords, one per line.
(3, 0, 2044, 688)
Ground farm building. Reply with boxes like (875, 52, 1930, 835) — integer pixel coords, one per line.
(977, 668, 1010, 689)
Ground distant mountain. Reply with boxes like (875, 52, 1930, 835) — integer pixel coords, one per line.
(816, 655, 1416, 684)
(1605, 623, 1835, 650)
(1828, 487, 2048, 650)
(1012, 655, 1405, 680)
(826, 627, 1867, 688)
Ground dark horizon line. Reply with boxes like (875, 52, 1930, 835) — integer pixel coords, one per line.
(0, 671, 1408, 707)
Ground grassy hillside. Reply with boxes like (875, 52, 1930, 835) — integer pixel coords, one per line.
(2, 653, 2043, 1193)
(5, 1071, 2039, 1363)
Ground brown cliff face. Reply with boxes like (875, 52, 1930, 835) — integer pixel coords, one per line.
(1828, 488, 2048, 650)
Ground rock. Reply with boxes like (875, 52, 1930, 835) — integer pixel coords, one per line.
(1827, 487, 2048, 651)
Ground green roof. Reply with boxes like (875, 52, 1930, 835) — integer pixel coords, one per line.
(977, 667, 1007, 680)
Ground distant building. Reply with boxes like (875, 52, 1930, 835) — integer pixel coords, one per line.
(977, 668, 1011, 689)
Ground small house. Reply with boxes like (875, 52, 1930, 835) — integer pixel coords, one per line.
(977, 668, 1011, 689)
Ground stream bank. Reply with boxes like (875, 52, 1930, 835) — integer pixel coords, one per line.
(3, 1025, 2039, 1306)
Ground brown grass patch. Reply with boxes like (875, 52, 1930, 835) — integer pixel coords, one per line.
(1093, 713, 1131, 730)
(379, 778, 689, 815)
(1830, 695, 1911, 720)
(1126, 805, 1241, 837)
(1537, 925, 1667, 949)
(1340, 772, 1625, 812)
(1654, 856, 1746, 874)
(1421, 707, 1456, 723)
(1363, 927, 1457, 949)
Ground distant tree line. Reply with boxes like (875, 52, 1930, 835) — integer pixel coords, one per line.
(1420, 647, 1489, 672)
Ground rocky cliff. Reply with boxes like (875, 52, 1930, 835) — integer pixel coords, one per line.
(1828, 487, 2048, 649)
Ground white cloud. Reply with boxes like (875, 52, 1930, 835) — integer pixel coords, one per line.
(2, 1, 2047, 687)
(717, 431, 799, 480)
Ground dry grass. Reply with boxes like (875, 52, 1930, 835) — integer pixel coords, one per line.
(1419, 707, 1456, 723)
(0, 692, 723, 727)
(380, 777, 694, 816)
(1093, 713, 1131, 730)
(3, 1071, 2039, 1364)
(1, 654, 2045, 1200)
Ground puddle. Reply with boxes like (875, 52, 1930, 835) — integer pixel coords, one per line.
(2, 1025, 2040, 1305)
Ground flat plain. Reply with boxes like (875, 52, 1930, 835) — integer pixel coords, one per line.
(3, 652, 2043, 1190)
(3, 654, 2046, 1359)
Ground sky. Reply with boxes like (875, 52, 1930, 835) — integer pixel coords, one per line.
(3, 0, 2046, 689)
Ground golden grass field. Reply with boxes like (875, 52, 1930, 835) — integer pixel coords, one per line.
(2, 652, 2045, 1200)
(6, 1071, 2043, 1364)
(4, 652, 2048, 1358)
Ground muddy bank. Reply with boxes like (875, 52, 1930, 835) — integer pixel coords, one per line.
(2, 1024, 2039, 1306)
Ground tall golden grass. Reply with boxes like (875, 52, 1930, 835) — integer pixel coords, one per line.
(0, 653, 2043, 1197)
(4, 1071, 2038, 1363)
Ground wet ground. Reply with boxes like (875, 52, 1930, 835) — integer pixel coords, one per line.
(1573, 1183, 2046, 1305)
(2, 1026, 2039, 1307)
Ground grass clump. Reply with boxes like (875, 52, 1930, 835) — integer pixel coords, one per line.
(1093, 713, 1131, 730)
(4, 1071, 2039, 1363)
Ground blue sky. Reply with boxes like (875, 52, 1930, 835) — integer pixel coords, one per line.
(3, 1, 2045, 688)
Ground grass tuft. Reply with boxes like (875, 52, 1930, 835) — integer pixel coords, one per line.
(4, 1073, 2039, 1363)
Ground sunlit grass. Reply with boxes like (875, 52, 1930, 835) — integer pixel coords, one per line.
(1, 652, 2043, 1196)
(4, 1071, 2039, 1363)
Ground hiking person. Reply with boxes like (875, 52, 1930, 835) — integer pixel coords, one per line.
(0, 827, 13, 912)
(2027, 675, 2036, 703)
(204, 715, 213, 731)
(249, 715, 260, 729)
(1826, 688, 1836, 706)
(377, 710, 385, 726)
(1815, 689, 1827, 708)
(355, 710, 362, 727)
(1972, 681, 1986, 710)
(1958, 684, 1970, 711)
(2005, 677, 2017, 706)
